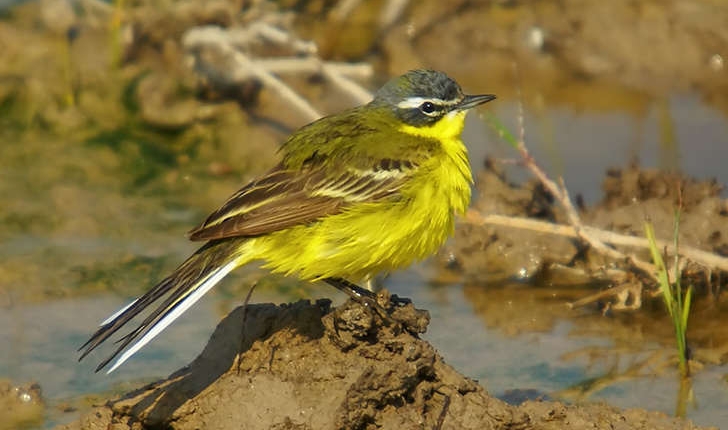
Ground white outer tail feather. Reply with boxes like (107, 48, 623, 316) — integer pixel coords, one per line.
(100, 298, 139, 326)
(106, 259, 240, 373)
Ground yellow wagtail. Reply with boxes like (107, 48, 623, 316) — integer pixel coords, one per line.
(79, 69, 496, 372)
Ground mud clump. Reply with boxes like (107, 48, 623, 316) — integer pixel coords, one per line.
(449, 162, 577, 282)
(590, 166, 727, 256)
(58, 296, 708, 430)
(449, 163, 727, 290)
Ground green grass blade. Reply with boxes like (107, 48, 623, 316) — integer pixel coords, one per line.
(681, 286, 692, 336)
(482, 112, 519, 149)
(644, 221, 674, 315)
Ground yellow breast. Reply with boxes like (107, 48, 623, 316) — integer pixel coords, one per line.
(398, 109, 473, 214)
(252, 110, 474, 280)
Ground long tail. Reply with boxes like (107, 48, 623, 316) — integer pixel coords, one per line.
(79, 240, 246, 373)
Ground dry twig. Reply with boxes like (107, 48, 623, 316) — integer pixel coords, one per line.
(182, 25, 374, 122)
(466, 212, 728, 273)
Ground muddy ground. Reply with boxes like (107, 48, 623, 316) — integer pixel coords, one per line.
(49, 165, 726, 430)
(452, 162, 727, 295)
(57, 297, 710, 430)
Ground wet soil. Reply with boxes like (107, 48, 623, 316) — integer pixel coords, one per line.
(0, 379, 44, 430)
(450, 162, 727, 298)
(451, 162, 727, 288)
(57, 297, 709, 430)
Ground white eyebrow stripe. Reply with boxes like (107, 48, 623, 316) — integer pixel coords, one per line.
(396, 97, 462, 109)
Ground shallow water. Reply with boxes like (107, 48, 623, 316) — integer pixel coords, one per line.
(467, 93, 728, 203)
(1, 91, 727, 429)
(4, 270, 728, 428)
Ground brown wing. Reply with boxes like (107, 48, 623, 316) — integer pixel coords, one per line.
(187, 164, 408, 241)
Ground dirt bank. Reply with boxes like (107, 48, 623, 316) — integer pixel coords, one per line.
(58, 296, 709, 430)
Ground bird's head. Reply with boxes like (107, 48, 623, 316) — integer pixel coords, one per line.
(371, 70, 496, 131)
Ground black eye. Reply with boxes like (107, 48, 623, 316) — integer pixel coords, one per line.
(420, 101, 436, 114)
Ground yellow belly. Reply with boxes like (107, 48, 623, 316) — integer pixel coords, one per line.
(249, 139, 472, 281)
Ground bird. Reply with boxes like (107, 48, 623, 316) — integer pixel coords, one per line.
(79, 69, 496, 373)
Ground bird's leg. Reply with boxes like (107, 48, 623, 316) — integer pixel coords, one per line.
(325, 277, 411, 306)
(325, 277, 376, 299)
(325, 277, 433, 336)
(324, 277, 392, 320)
(364, 276, 411, 305)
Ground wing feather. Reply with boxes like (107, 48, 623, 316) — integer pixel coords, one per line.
(187, 163, 411, 241)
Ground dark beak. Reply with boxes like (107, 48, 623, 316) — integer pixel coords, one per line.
(457, 94, 496, 111)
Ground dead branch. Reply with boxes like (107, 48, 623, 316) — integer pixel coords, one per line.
(182, 25, 374, 121)
(466, 211, 728, 274)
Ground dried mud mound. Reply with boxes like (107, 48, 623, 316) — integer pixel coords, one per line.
(59, 297, 707, 430)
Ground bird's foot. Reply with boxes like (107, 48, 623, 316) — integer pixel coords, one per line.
(323, 277, 428, 336)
